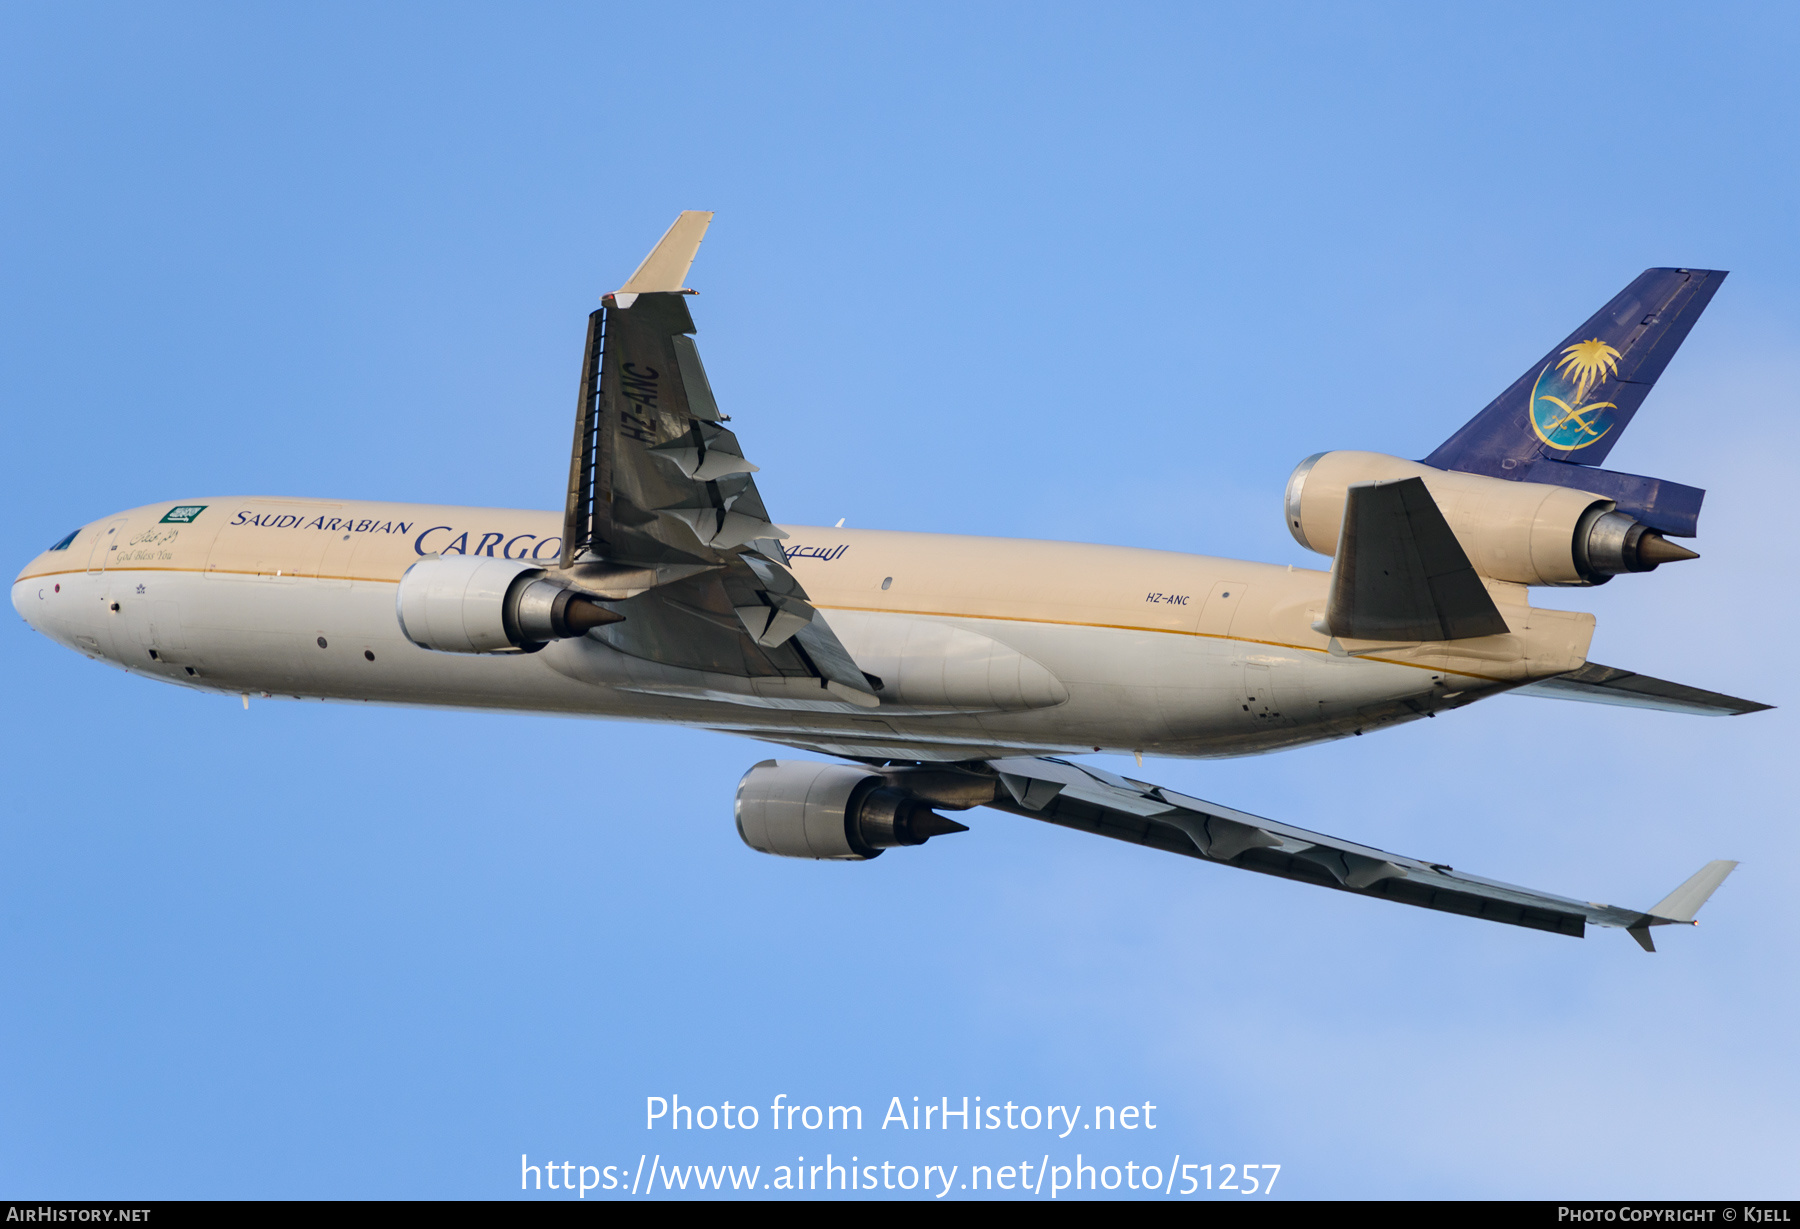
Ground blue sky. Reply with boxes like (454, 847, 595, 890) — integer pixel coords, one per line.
(3, 2, 1797, 1200)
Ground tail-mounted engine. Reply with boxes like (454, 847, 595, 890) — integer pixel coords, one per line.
(396, 555, 622, 654)
(1285, 451, 1698, 586)
(734, 760, 980, 860)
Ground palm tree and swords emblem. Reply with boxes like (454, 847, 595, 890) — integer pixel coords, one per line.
(1529, 338, 1623, 451)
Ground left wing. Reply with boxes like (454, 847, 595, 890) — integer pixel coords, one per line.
(554, 212, 878, 709)
(971, 756, 1734, 950)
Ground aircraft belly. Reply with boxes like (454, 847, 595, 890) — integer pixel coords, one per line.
(77, 574, 1441, 756)
(850, 618, 1447, 757)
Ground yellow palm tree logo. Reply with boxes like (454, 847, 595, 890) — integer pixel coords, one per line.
(1533, 338, 1621, 446)
(1555, 338, 1621, 404)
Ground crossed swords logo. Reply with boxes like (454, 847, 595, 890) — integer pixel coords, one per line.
(1535, 338, 1622, 439)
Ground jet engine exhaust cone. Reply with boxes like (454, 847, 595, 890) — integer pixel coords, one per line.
(1576, 507, 1702, 580)
(561, 594, 625, 634)
(506, 576, 626, 645)
(852, 785, 972, 852)
(908, 810, 972, 840)
(1635, 533, 1700, 567)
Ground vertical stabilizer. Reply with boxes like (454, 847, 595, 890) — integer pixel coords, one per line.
(1422, 269, 1724, 536)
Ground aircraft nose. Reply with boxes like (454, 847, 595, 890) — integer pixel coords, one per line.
(12, 570, 48, 630)
(14, 538, 75, 633)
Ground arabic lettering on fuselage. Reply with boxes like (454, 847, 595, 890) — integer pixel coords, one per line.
(783, 544, 849, 562)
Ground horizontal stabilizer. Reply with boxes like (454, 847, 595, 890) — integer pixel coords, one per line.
(1513, 663, 1772, 716)
(618, 211, 714, 294)
(1326, 477, 1508, 641)
(1501, 460, 1706, 539)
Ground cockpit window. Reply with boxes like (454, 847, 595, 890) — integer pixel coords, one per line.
(47, 529, 80, 551)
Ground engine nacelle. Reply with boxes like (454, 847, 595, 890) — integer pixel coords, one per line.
(734, 760, 970, 861)
(396, 555, 621, 654)
(1284, 451, 1697, 586)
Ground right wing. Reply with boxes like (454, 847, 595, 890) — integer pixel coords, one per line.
(973, 755, 1735, 950)
(554, 212, 878, 709)
(1512, 662, 1772, 716)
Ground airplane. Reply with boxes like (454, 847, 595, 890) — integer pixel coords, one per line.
(12, 212, 1769, 951)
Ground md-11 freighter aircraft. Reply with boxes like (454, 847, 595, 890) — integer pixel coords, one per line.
(14, 213, 1770, 950)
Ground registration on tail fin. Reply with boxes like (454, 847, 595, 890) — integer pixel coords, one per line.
(1424, 268, 1725, 536)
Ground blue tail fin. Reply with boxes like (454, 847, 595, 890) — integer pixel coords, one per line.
(1423, 268, 1725, 536)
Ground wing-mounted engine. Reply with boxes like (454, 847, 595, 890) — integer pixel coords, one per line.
(395, 555, 623, 654)
(1286, 451, 1698, 587)
(735, 761, 973, 860)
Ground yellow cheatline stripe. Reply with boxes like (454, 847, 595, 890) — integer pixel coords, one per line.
(16, 564, 395, 584)
(17, 564, 1507, 684)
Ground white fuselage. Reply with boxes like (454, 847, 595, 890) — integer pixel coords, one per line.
(13, 497, 1597, 761)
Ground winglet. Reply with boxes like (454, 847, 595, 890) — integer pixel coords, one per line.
(1649, 859, 1738, 923)
(618, 211, 714, 294)
(1622, 860, 1738, 953)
